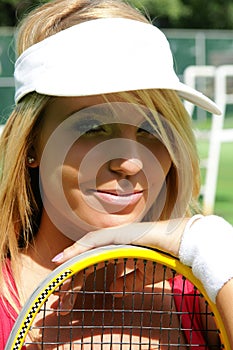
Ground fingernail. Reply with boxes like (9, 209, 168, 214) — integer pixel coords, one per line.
(52, 252, 64, 262)
(59, 295, 73, 316)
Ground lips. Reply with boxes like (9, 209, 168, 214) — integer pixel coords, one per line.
(92, 190, 143, 206)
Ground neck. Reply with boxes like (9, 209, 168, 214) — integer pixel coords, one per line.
(23, 210, 75, 269)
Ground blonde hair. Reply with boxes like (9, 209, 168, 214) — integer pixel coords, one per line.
(0, 0, 200, 315)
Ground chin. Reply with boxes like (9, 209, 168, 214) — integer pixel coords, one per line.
(87, 212, 144, 229)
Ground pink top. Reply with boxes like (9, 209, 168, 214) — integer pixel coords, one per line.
(170, 274, 208, 348)
(0, 261, 26, 350)
(0, 298, 18, 347)
(0, 261, 18, 348)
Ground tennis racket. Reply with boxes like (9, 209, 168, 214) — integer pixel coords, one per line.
(6, 244, 229, 349)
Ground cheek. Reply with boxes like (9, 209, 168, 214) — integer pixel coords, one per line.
(64, 140, 95, 175)
(147, 142, 172, 177)
(159, 148, 172, 175)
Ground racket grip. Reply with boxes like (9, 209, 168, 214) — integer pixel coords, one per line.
(179, 214, 233, 302)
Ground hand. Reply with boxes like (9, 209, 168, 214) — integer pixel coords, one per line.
(51, 220, 187, 314)
(52, 220, 187, 265)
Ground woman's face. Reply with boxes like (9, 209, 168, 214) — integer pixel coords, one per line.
(35, 95, 172, 239)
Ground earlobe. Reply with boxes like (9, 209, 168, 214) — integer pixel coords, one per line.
(27, 144, 39, 168)
(26, 155, 39, 168)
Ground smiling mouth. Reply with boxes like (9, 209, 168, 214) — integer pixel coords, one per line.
(91, 190, 144, 206)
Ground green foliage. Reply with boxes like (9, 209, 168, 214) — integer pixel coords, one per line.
(128, 0, 233, 28)
(0, 0, 48, 26)
(0, 0, 233, 28)
(179, 0, 233, 29)
(127, 0, 189, 26)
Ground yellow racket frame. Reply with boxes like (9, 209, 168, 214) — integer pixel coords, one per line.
(6, 245, 230, 349)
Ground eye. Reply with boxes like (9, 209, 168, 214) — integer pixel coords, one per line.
(75, 119, 112, 136)
(137, 120, 158, 137)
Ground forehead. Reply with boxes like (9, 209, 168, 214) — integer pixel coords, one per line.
(42, 95, 156, 126)
(43, 95, 108, 121)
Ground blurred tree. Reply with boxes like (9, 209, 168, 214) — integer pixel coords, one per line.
(127, 0, 189, 27)
(0, 0, 47, 26)
(0, 1, 16, 26)
(179, 0, 233, 29)
(0, 0, 233, 29)
(128, 0, 233, 28)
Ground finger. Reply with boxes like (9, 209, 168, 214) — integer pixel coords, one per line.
(109, 259, 143, 296)
(109, 259, 174, 297)
(51, 224, 134, 265)
(51, 240, 90, 264)
(54, 272, 84, 316)
(51, 226, 121, 265)
(109, 268, 145, 296)
(135, 259, 173, 284)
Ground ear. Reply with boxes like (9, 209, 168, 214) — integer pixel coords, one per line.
(27, 147, 39, 168)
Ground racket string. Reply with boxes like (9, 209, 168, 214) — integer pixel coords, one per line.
(24, 258, 221, 349)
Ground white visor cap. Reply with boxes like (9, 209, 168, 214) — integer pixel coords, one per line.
(14, 18, 221, 115)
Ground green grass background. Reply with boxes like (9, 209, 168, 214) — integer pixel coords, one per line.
(193, 114, 233, 224)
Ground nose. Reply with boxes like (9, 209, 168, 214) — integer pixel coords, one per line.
(109, 139, 143, 176)
(108, 126, 144, 176)
(109, 157, 143, 176)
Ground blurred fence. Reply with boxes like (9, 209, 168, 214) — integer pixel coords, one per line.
(164, 28, 233, 75)
(183, 65, 233, 214)
(0, 27, 15, 123)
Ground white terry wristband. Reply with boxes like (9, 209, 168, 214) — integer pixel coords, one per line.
(179, 215, 233, 303)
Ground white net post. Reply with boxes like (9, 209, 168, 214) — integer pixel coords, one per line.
(183, 65, 233, 214)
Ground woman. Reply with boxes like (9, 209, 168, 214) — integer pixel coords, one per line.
(0, 0, 233, 348)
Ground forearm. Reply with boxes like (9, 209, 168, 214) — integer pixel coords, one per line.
(216, 279, 233, 348)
